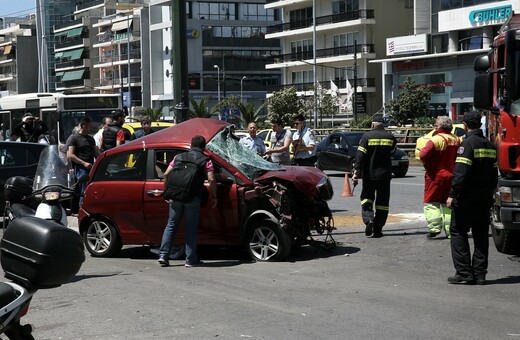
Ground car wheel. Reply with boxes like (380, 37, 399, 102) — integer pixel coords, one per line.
(246, 218, 291, 262)
(491, 225, 520, 255)
(83, 217, 122, 257)
(393, 171, 407, 178)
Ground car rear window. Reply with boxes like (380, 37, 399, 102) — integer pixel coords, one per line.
(93, 149, 147, 181)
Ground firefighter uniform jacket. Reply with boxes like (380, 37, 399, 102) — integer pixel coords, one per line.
(354, 126, 397, 181)
(420, 130, 461, 203)
(449, 129, 498, 206)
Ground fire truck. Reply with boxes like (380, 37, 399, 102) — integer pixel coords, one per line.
(473, 14, 520, 256)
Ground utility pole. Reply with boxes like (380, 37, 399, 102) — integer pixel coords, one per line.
(353, 40, 358, 121)
(171, 0, 189, 122)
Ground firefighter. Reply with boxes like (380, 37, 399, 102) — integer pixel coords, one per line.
(352, 117, 397, 238)
(420, 116, 461, 239)
(446, 111, 498, 285)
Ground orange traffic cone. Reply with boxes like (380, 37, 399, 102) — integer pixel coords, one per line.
(341, 173, 353, 197)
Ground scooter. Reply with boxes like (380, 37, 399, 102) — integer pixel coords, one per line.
(3, 145, 88, 229)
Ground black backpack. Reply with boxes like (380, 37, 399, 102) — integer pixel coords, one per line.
(163, 151, 208, 203)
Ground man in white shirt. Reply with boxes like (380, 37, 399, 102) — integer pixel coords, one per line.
(292, 114, 317, 166)
(239, 122, 266, 156)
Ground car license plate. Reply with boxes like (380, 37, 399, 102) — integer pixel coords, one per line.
(391, 160, 399, 166)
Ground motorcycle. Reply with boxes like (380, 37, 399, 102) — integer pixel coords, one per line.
(3, 145, 88, 228)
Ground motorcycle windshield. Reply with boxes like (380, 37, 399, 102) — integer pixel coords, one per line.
(33, 145, 73, 191)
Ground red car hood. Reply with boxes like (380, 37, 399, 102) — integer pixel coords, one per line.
(255, 165, 326, 194)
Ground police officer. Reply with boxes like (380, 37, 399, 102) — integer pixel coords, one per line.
(352, 117, 397, 238)
(446, 111, 498, 285)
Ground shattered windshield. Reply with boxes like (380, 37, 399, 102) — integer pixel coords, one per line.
(207, 126, 283, 180)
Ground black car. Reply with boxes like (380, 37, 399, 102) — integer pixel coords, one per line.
(0, 142, 46, 210)
(315, 131, 409, 177)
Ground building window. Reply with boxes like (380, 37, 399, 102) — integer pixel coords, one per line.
(239, 4, 276, 21)
(333, 32, 360, 47)
(197, 2, 237, 20)
(291, 70, 314, 84)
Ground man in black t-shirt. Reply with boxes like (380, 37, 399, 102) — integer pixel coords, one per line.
(67, 117, 99, 212)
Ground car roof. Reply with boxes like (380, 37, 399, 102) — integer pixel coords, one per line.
(122, 118, 229, 148)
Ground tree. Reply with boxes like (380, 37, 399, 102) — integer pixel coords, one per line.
(387, 77, 432, 125)
(237, 101, 267, 128)
(188, 97, 214, 118)
(267, 86, 306, 126)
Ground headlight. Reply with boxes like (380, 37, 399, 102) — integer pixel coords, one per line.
(43, 191, 61, 201)
(316, 176, 333, 201)
(497, 186, 520, 203)
(401, 155, 409, 160)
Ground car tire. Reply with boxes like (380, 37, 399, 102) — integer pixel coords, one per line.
(246, 218, 291, 262)
(393, 171, 407, 178)
(491, 225, 520, 255)
(83, 217, 122, 257)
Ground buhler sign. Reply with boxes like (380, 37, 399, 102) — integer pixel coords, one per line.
(469, 4, 512, 24)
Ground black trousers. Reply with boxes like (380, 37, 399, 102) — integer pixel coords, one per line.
(450, 204, 490, 279)
(360, 179, 391, 230)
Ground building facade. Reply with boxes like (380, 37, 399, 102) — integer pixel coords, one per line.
(264, 0, 414, 126)
(373, 0, 515, 119)
(149, 0, 282, 115)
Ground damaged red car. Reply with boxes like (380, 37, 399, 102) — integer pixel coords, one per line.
(78, 118, 334, 261)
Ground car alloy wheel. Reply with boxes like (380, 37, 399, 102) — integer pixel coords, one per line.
(246, 218, 291, 261)
(84, 218, 122, 257)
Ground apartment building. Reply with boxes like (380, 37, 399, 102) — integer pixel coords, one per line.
(373, 0, 514, 119)
(264, 0, 414, 125)
(0, 23, 38, 96)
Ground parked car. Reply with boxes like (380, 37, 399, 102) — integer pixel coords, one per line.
(315, 131, 409, 177)
(0, 142, 46, 211)
(122, 121, 174, 141)
(414, 124, 466, 159)
(78, 119, 334, 261)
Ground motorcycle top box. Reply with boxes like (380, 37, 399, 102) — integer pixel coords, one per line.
(4, 176, 34, 204)
(0, 216, 85, 288)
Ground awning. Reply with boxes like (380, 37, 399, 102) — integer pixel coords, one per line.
(55, 71, 64, 77)
(67, 27, 82, 38)
(54, 51, 64, 59)
(54, 30, 68, 38)
(4, 45, 12, 55)
(111, 20, 131, 32)
(68, 48, 84, 60)
(62, 69, 85, 81)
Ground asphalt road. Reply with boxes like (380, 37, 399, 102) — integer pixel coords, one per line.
(6, 166, 520, 339)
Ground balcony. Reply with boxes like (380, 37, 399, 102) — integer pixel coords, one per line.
(56, 78, 92, 90)
(54, 18, 83, 31)
(269, 44, 375, 65)
(267, 78, 375, 93)
(55, 58, 90, 71)
(55, 37, 89, 50)
(267, 10, 375, 34)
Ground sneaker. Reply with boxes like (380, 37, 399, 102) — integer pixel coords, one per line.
(426, 232, 440, 239)
(365, 221, 374, 236)
(185, 260, 204, 268)
(158, 258, 170, 267)
(447, 274, 475, 285)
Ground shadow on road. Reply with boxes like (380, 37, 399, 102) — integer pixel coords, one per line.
(289, 244, 360, 262)
(485, 276, 520, 285)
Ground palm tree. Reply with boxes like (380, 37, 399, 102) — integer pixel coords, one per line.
(145, 106, 164, 121)
(188, 97, 214, 118)
(237, 102, 266, 128)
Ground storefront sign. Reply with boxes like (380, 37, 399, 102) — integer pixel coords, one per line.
(386, 34, 428, 56)
(469, 4, 511, 24)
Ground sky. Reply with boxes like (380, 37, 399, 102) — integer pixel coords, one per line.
(0, 0, 37, 18)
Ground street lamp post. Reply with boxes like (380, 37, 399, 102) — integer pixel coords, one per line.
(214, 65, 220, 101)
(240, 76, 247, 103)
(126, 14, 132, 112)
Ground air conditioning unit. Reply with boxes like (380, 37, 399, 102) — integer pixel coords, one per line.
(361, 45, 370, 53)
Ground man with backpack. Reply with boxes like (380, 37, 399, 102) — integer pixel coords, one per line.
(158, 135, 217, 267)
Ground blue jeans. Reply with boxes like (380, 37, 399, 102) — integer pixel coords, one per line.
(75, 166, 89, 208)
(159, 196, 201, 264)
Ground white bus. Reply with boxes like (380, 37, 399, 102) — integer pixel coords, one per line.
(0, 93, 122, 144)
